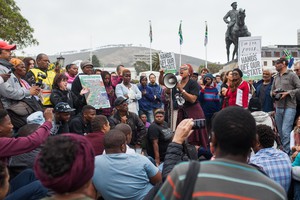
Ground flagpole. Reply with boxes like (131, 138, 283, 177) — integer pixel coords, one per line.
(180, 45, 182, 67)
(205, 21, 208, 69)
(149, 20, 152, 72)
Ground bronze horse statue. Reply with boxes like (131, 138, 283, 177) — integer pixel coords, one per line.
(225, 8, 251, 62)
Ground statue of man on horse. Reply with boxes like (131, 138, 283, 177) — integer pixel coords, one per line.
(224, 2, 251, 62)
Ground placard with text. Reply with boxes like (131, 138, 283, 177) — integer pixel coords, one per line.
(238, 36, 262, 81)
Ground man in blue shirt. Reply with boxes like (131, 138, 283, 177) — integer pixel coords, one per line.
(250, 124, 291, 193)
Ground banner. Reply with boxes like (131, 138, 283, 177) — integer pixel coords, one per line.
(159, 52, 177, 74)
(79, 75, 110, 109)
(238, 36, 262, 81)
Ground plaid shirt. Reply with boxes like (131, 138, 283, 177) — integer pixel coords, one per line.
(250, 148, 292, 192)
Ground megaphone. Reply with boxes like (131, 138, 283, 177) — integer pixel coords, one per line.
(163, 73, 182, 88)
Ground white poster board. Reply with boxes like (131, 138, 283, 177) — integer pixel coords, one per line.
(79, 75, 110, 109)
(238, 36, 262, 81)
(159, 52, 177, 74)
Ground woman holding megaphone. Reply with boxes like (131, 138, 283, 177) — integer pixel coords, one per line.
(159, 64, 208, 151)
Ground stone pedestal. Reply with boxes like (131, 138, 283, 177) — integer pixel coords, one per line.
(219, 59, 238, 73)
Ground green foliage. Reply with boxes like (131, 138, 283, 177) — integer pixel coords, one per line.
(92, 55, 101, 67)
(133, 61, 149, 74)
(199, 63, 223, 74)
(0, 0, 38, 48)
(152, 52, 160, 71)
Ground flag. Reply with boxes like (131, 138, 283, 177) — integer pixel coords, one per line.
(178, 21, 183, 45)
(204, 22, 208, 46)
(149, 21, 153, 43)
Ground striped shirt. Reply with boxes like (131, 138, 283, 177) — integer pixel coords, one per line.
(155, 158, 286, 200)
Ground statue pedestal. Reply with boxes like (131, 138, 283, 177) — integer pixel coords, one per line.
(219, 59, 238, 73)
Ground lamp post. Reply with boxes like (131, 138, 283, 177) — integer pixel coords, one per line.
(56, 55, 65, 71)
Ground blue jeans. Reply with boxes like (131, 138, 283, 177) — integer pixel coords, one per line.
(5, 169, 48, 200)
(275, 107, 296, 154)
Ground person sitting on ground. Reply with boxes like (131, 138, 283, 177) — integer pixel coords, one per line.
(146, 109, 173, 167)
(0, 108, 53, 200)
(93, 129, 162, 200)
(109, 97, 146, 149)
(250, 124, 291, 193)
(69, 105, 96, 135)
(113, 123, 136, 154)
(51, 102, 75, 135)
(0, 161, 9, 200)
(35, 134, 96, 200)
(50, 73, 88, 113)
(8, 124, 41, 179)
(0, 108, 53, 163)
(154, 107, 286, 200)
(85, 115, 110, 155)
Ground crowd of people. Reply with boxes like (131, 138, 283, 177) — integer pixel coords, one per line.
(1, 39, 300, 199)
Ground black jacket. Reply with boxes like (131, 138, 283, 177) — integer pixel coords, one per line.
(109, 111, 146, 146)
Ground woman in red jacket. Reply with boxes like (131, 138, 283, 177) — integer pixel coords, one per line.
(226, 68, 250, 108)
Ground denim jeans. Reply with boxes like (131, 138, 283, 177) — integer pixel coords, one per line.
(275, 107, 296, 154)
(5, 169, 48, 200)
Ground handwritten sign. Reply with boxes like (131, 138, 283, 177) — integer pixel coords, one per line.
(159, 52, 177, 74)
(79, 75, 110, 109)
(238, 36, 262, 81)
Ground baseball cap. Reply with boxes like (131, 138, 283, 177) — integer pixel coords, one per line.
(114, 97, 128, 107)
(275, 57, 288, 65)
(80, 61, 94, 69)
(0, 41, 16, 50)
(54, 102, 75, 113)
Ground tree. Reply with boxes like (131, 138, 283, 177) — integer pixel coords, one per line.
(151, 52, 160, 72)
(198, 63, 223, 74)
(0, 0, 38, 48)
(92, 55, 101, 67)
(133, 61, 149, 75)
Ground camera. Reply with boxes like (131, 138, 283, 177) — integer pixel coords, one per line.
(192, 119, 206, 130)
(274, 88, 286, 101)
(36, 72, 47, 87)
(8, 68, 15, 74)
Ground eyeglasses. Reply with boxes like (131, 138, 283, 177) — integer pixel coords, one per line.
(180, 67, 188, 71)
(294, 69, 300, 72)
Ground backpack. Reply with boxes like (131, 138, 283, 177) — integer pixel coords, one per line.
(7, 97, 43, 129)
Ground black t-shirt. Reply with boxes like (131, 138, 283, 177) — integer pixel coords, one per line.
(173, 79, 200, 109)
(146, 121, 173, 162)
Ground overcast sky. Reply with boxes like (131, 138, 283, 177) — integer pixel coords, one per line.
(14, 0, 300, 64)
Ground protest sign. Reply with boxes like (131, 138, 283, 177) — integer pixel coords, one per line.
(159, 52, 177, 74)
(79, 75, 110, 109)
(238, 36, 262, 81)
